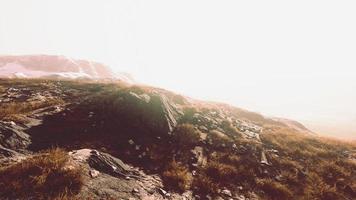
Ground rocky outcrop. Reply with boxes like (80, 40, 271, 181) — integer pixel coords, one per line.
(122, 91, 181, 135)
(0, 145, 19, 158)
(88, 150, 140, 178)
(69, 149, 193, 200)
(0, 122, 30, 152)
(150, 93, 180, 134)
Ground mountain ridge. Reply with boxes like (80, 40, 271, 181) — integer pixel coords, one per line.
(0, 55, 134, 82)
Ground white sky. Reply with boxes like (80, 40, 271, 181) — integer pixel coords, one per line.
(0, 0, 355, 139)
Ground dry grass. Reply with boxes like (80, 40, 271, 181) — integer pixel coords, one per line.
(192, 154, 257, 196)
(260, 126, 355, 161)
(208, 130, 233, 147)
(318, 161, 351, 185)
(188, 126, 355, 198)
(0, 85, 5, 93)
(0, 148, 83, 199)
(204, 161, 237, 183)
(260, 127, 356, 199)
(221, 119, 242, 137)
(257, 178, 292, 200)
(0, 99, 63, 121)
(192, 174, 219, 195)
(162, 160, 192, 192)
(305, 172, 344, 200)
(173, 123, 201, 147)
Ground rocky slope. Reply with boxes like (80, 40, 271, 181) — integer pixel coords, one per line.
(0, 78, 355, 200)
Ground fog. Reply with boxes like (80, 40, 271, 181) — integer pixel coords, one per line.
(1, 0, 355, 139)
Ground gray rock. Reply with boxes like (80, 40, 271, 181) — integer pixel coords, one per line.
(260, 150, 270, 166)
(221, 189, 232, 197)
(89, 169, 100, 178)
(235, 195, 246, 200)
(0, 145, 19, 158)
(191, 146, 207, 167)
(199, 125, 209, 132)
(129, 92, 151, 103)
(158, 188, 170, 197)
(128, 139, 135, 145)
(0, 122, 31, 151)
(88, 150, 140, 178)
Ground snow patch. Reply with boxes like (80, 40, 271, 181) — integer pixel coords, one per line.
(0, 55, 135, 83)
(0, 62, 93, 79)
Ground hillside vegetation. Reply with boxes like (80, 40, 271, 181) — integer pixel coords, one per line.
(0, 78, 355, 200)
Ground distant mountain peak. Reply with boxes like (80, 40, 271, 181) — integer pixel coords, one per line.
(0, 55, 134, 83)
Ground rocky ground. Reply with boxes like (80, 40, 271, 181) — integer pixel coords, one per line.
(0, 78, 355, 200)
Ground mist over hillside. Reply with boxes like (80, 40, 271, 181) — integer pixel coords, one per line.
(1, 54, 354, 140)
(1, 1, 356, 199)
(303, 120, 356, 141)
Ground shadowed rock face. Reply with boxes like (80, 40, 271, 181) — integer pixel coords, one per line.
(26, 91, 182, 153)
(123, 92, 181, 135)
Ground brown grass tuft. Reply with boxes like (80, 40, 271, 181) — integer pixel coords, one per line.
(205, 161, 237, 183)
(257, 178, 292, 200)
(192, 174, 219, 195)
(0, 148, 83, 199)
(173, 123, 201, 147)
(208, 130, 233, 148)
(0, 99, 63, 121)
(162, 160, 192, 192)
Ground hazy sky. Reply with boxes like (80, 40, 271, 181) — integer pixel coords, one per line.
(0, 0, 355, 139)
